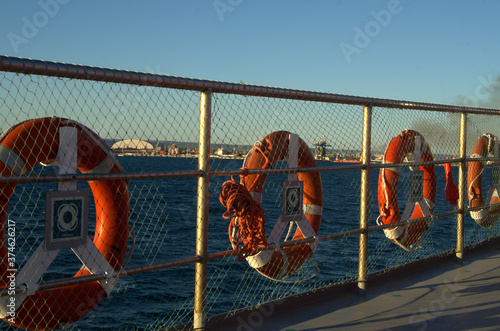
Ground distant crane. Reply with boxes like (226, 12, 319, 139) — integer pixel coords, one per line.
(313, 135, 331, 159)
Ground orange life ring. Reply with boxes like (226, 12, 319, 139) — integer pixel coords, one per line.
(239, 131, 323, 279)
(0, 117, 129, 330)
(377, 130, 436, 248)
(467, 134, 500, 227)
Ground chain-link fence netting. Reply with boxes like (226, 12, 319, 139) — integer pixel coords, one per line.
(1, 61, 500, 330)
(209, 94, 364, 315)
(0, 71, 201, 330)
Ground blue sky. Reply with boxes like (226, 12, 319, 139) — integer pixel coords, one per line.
(1, 0, 500, 107)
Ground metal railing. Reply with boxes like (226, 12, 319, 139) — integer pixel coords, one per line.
(1, 55, 500, 330)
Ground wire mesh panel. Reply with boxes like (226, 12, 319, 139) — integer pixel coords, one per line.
(463, 113, 500, 247)
(209, 93, 365, 322)
(0, 71, 201, 330)
(1, 57, 500, 331)
(369, 107, 460, 271)
(369, 107, 500, 273)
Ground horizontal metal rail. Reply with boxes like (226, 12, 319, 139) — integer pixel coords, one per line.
(0, 156, 496, 184)
(1, 55, 500, 114)
(0, 256, 202, 297)
(212, 156, 500, 178)
(0, 170, 202, 183)
(465, 203, 500, 213)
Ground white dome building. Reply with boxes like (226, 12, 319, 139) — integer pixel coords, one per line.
(111, 139, 154, 154)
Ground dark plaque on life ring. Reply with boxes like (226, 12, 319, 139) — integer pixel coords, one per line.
(281, 180, 304, 223)
(45, 190, 89, 250)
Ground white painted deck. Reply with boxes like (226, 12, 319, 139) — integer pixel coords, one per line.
(213, 247, 500, 331)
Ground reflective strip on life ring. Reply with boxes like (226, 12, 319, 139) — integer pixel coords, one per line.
(240, 131, 323, 279)
(377, 130, 437, 248)
(0, 117, 129, 330)
(467, 134, 500, 228)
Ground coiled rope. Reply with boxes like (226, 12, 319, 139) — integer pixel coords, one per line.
(219, 143, 271, 261)
(220, 175, 267, 261)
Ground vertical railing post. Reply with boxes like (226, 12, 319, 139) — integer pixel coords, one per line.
(194, 89, 211, 330)
(456, 111, 467, 262)
(358, 104, 372, 294)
